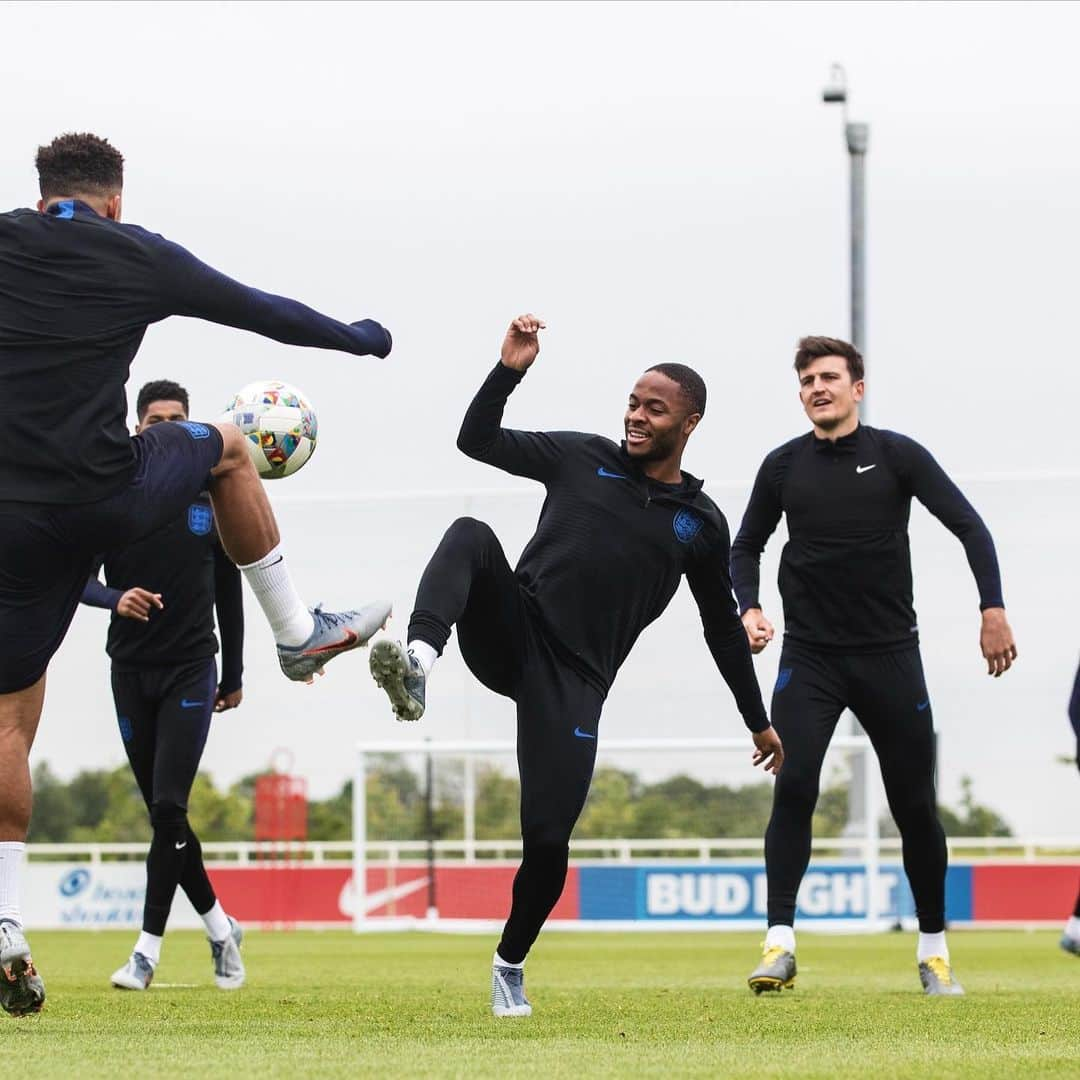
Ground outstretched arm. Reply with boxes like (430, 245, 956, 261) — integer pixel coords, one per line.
(730, 456, 785, 654)
(686, 521, 783, 774)
(888, 433, 1016, 676)
(151, 238, 392, 357)
(457, 314, 572, 481)
(213, 543, 245, 711)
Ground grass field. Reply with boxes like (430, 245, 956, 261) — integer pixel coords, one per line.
(6, 930, 1077, 1078)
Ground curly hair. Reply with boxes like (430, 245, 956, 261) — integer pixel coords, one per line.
(136, 380, 189, 422)
(35, 132, 124, 200)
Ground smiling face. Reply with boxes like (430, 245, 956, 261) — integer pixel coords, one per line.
(624, 371, 700, 465)
(797, 355, 864, 434)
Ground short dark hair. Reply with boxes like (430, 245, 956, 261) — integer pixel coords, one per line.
(136, 380, 189, 421)
(645, 363, 707, 417)
(35, 132, 124, 200)
(793, 336, 864, 382)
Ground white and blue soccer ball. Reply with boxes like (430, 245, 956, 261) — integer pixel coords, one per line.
(219, 379, 318, 479)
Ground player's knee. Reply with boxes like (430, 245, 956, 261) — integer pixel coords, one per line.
(150, 799, 189, 839)
(774, 770, 819, 817)
(522, 824, 572, 853)
(443, 516, 495, 552)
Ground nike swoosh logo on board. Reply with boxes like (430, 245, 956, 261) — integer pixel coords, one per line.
(303, 629, 359, 655)
(856, 464, 877, 474)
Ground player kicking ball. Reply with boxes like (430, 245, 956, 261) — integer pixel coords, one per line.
(80, 381, 247, 992)
(370, 314, 783, 1017)
(731, 336, 1017, 997)
(0, 133, 392, 1016)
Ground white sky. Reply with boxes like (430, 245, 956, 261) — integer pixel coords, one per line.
(2, 0, 1078, 836)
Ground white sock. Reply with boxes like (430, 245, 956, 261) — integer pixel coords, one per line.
(135, 931, 162, 965)
(238, 545, 314, 647)
(765, 924, 796, 954)
(1065, 916, 1080, 941)
(494, 951, 523, 970)
(0, 842, 25, 927)
(408, 640, 439, 677)
(201, 900, 232, 942)
(917, 931, 949, 963)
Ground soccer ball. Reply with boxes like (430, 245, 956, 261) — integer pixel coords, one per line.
(219, 380, 318, 479)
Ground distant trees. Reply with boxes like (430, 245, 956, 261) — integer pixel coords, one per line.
(27, 756, 1012, 844)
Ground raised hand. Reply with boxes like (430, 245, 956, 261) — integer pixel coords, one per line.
(500, 313, 546, 372)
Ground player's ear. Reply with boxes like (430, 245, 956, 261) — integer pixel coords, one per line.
(106, 193, 122, 221)
(683, 412, 701, 437)
(36, 198, 45, 212)
(852, 379, 865, 402)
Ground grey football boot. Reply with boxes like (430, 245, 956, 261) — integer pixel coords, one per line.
(110, 952, 155, 991)
(491, 963, 532, 1018)
(1060, 934, 1080, 957)
(748, 944, 797, 994)
(277, 602, 391, 684)
(369, 640, 426, 722)
(918, 956, 965, 996)
(0, 922, 45, 1017)
(210, 916, 245, 990)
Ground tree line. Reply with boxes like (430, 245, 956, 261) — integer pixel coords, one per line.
(27, 755, 1011, 844)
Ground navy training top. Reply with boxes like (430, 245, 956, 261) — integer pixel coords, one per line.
(0, 200, 391, 503)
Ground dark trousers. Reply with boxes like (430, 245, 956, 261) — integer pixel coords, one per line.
(409, 518, 604, 963)
(111, 659, 219, 936)
(765, 643, 948, 934)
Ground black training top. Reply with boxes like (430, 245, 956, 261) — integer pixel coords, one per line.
(80, 492, 244, 693)
(457, 362, 769, 733)
(730, 425, 1004, 654)
(0, 200, 392, 504)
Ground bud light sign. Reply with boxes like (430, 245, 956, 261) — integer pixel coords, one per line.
(576, 864, 972, 923)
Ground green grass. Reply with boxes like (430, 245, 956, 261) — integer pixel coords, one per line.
(8, 930, 1078, 1078)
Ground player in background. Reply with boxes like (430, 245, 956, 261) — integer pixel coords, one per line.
(80, 381, 246, 991)
(731, 336, 1017, 997)
(369, 315, 782, 1017)
(0, 133, 392, 1016)
(1062, 661, 1080, 957)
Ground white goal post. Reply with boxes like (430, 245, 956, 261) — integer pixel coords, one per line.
(352, 736, 884, 933)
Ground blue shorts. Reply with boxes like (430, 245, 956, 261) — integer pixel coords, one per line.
(0, 420, 224, 693)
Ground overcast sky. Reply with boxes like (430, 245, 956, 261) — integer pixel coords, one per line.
(2, 1, 1078, 837)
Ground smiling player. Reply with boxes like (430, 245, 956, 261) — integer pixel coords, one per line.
(369, 315, 781, 1017)
(731, 335, 1017, 996)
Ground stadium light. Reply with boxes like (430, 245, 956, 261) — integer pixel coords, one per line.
(823, 64, 873, 845)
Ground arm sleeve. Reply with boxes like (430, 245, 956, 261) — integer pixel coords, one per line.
(456, 363, 573, 481)
(686, 518, 770, 733)
(730, 455, 785, 615)
(80, 574, 123, 612)
(885, 433, 1005, 610)
(213, 543, 245, 695)
(151, 238, 392, 358)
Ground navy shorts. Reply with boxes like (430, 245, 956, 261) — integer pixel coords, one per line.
(0, 421, 224, 693)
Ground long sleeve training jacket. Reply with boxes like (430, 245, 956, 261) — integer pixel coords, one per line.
(730, 425, 1004, 653)
(457, 362, 769, 732)
(0, 200, 391, 503)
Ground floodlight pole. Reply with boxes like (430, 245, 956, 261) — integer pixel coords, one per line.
(823, 65, 872, 845)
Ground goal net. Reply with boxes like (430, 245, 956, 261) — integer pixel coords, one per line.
(351, 736, 894, 933)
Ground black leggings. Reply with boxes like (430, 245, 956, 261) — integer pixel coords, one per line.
(765, 643, 947, 934)
(410, 518, 604, 963)
(111, 659, 219, 936)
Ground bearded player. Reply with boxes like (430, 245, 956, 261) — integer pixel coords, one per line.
(0, 133, 392, 1015)
(369, 315, 782, 1017)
